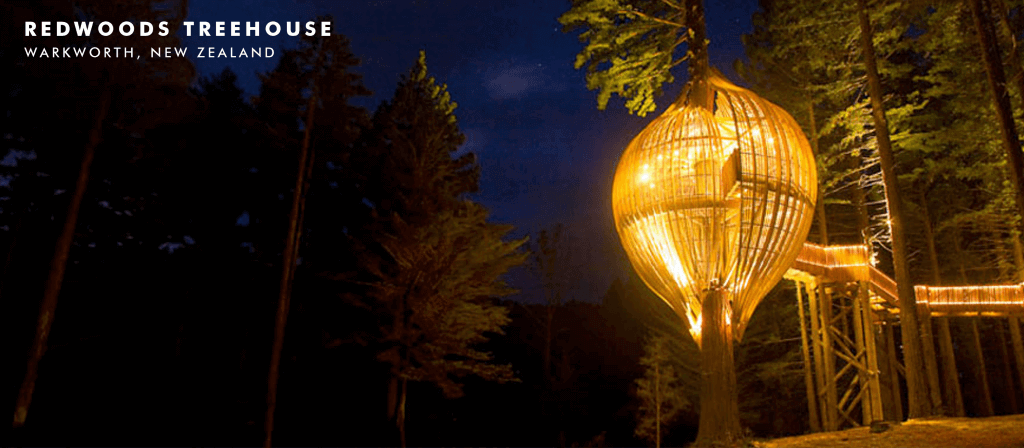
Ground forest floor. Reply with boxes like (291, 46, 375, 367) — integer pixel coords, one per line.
(758, 414, 1024, 448)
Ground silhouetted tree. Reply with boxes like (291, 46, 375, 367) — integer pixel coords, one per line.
(635, 335, 688, 448)
(353, 51, 525, 447)
(253, 20, 370, 448)
(11, 0, 193, 428)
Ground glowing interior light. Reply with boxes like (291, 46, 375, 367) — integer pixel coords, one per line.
(612, 72, 818, 344)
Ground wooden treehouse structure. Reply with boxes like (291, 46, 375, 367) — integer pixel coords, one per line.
(784, 241, 1024, 432)
(609, 67, 1024, 440)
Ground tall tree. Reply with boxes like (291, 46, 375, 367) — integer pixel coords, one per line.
(969, 0, 1024, 240)
(635, 335, 689, 448)
(254, 21, 370, 448)
(354, 51, 526, 447)
(11, 0, 194, 428)
(560, 0, 745, 444)
(856, 0, 933, 418)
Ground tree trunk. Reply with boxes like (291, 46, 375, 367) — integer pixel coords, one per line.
(921, 196, 963, 417)
(398, 376, 408, 448)
(285, 136, 317, 294)
(806, 101, 830, 246)
(685, 0, 714, 112)
(850, 168, 871, 244)
(264, 90, 318, 448)
(992, 0, 1024, 111)
(970, 320, 995, 416)
(917, 192, 944, 414)
(1009, 317, 1024, 410)
(970, 0, 1024, 239)
(936, 318, 964, 416)
(884, 322, 904, 422)
(856, 0, 932, 418)
(997, 320, 1019, 413)
(696, 288, 741, 446)
(12, 87, 110, 428)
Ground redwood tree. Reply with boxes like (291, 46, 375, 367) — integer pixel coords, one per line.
(855, 0, 933, 418)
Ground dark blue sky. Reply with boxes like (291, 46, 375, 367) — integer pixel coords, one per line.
(182, 0, 761, 302)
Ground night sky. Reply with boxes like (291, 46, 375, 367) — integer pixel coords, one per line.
(183, 0, 760, 302)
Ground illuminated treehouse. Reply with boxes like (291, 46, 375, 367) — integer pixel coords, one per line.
(609, 61, 1024, 445)
(612, 71, 818, 443)
(592, 0, 1024, 441)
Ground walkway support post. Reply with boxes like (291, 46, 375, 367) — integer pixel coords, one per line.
(796, 280, 822, 432)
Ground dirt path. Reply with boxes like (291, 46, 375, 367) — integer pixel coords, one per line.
(759, 414, 1024, 448)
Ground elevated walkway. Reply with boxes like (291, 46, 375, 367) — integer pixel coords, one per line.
(787, 242, 1024, 317)
(780, 241, 1024, 432)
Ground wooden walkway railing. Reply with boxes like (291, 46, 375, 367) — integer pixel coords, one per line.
(789, 242, 1024, 317)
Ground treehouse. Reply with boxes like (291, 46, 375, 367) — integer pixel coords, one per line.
(612, 70, 818, 442)
(612, 70, 818, 345)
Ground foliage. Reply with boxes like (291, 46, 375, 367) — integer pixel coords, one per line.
(634, 334, 690, 446)
(368, 203, 526, 397)
(352, 51, 527, 402)
(558, 0, 691, 116)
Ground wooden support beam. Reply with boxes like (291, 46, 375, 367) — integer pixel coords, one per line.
(834, 349, 868, 378)
(852, 288, 871, 425)
(807, 279, 831, 430)
(841, 378, 869, 419)
(828, 327, 857, 361)
(835, 395, 861, 428)
(795, 280, 822, 432)
(860, 282, 884, 422)
(838, 375, 859, 412)
(830, 326, 858, 353)
(817, 283, 839, 430)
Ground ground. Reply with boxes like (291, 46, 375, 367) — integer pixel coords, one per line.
(758, 414, 1024, 448)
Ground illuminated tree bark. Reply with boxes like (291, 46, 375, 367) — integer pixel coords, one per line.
(696, 288, 741, 446)
(920, 193, 965, 416)
(264, 89, 317, 448)
(689, 0, 740, 443)
(916, 192, 944, 415)
(806, 102, 830, 246)
(997, 321, 1019, 413)
(12, 87, 110, 428)
(1013, 240, 1024, 408)
(856, 0, 933, 419)
(969, 0, 1024, 240)
(970, 319, 995, 416)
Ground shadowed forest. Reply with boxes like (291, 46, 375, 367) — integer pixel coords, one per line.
(4, 0, 1024, 447)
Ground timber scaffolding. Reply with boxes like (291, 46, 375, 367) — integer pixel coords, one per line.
(782, 242, 1024, 432)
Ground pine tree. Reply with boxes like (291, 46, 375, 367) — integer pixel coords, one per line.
(635, 335, 689, 448)
(353, 51, 526, 447)
(11, 0, 193, 428)
(255, 20, 370, 448)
